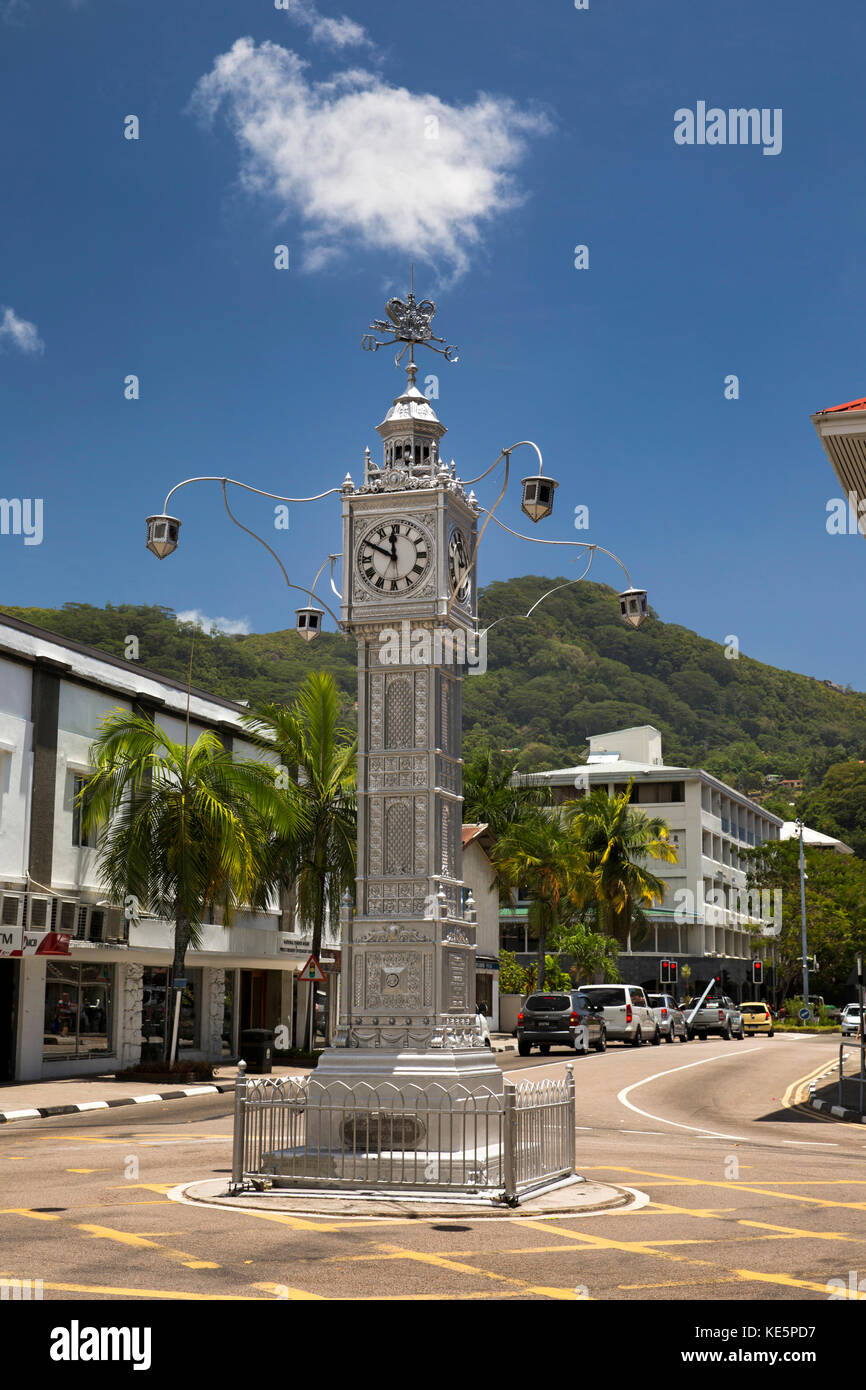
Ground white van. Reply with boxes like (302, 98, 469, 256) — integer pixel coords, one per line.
(576, 984, 661, 1046)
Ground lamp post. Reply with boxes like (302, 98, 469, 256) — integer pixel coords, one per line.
(144, 273, 651, 1187)
(796, 818, 809, 1011)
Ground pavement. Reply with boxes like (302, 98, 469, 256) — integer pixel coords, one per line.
(0, 1063, 299, 1125)
(809, 1041, 866, 1123)
(0, 1036, 518, 1125)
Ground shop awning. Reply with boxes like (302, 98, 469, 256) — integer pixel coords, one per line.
(0, 929, 72, 958)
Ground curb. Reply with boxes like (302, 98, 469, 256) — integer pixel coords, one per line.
(810, 1097, 866, 1124)
(0, 1081, 236, 1125)
(175, 1175, 638, 1219)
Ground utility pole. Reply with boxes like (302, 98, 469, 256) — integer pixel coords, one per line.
(797, 820, 809, 1011)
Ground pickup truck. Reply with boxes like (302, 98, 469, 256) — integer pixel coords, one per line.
(683, 995, 745, 1041)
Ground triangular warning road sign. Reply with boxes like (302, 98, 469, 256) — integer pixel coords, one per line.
(299, 954, 326, 983)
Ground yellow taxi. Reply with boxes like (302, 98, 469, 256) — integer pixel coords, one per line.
(740, 1001, 774, 1036)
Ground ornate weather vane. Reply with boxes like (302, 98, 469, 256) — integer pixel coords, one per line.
(361, 265, 458, 385)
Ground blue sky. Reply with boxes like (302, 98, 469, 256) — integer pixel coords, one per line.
(2, 0, 865, 688)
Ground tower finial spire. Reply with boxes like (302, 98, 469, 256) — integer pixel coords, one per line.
(361, 271, 459, 382)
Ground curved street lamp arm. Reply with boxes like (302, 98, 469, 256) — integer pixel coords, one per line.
(220, 484, 344, 630)
(524, 550, 597, 617)
(463, 440, 545, 487)
(308, 553, 343, 607)
(162, 475, 342, 515)
(476, 509, 635, 589)
(328, 553, 343, 603)
(478, 550, 596, 637)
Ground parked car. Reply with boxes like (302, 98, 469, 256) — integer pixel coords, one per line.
(576, 984, 661, 1046)
(647, 992, 688, 1043)
(841, 1004, 863, 1037)
(740, 1000, 774, 1036)
(683, 994, 745, 1040)
(516, 991, 607, 1057)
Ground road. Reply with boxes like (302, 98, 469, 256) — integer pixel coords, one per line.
(2, 1033, 864, 1304)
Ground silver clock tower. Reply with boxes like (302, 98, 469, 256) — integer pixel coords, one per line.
(313, 285, 503, 1098)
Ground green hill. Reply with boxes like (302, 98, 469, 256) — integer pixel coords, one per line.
(4, 579, 866, 791)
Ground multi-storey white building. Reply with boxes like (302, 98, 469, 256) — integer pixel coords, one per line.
(0, 613, 337, 1082)
(511, 725, 782, 994)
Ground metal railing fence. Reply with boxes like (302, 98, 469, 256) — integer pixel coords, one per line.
(231, 1062, 575, 1205)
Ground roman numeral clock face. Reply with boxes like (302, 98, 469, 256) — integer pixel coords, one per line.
(357, 518, 432, 595)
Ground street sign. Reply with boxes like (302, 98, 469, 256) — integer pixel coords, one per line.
(799, 1007, 811, 1021)
(299, 955, 326, 983)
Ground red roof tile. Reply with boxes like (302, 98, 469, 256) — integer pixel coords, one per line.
(818, 396, 866, 414)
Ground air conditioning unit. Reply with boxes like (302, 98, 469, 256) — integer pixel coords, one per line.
(56, 898, 79, 936)
(71, 904, 109, 942)
(25, 893, 53, 930)
(103, 908, 127, 943)
(0, 891, 25, 930)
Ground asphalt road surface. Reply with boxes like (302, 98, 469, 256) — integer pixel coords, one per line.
(2, 1033, 864, 1304)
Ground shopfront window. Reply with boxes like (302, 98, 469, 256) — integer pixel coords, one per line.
(141, 967, 201, 1052)
(44, 962, 114, 1058)
(141, 967, 169, 1049)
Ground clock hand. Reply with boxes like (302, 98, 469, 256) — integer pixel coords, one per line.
(367, 542, 395, 560)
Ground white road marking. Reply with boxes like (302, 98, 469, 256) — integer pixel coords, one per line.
(781, 1139, 838, 1147)
(617, 1049, 763, 1141)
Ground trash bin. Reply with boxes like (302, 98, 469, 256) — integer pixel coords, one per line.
(241, 1028, 274, 1074)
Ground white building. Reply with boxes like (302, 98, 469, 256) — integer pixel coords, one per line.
(461, 824, 500, 1030)
(0, 613, 337, 1083)
(511, 725, 783, 994)
(779, 822, 854, 855)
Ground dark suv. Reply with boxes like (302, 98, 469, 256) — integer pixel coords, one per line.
(517, 991, 607, 1057)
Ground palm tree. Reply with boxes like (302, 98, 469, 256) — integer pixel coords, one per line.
(242, 672, 356, 1047)
(462, 745, 549, 837)
(566, 781, 678, 951)
(82, 710, 299, 1060)
(493, 810, 591, 991)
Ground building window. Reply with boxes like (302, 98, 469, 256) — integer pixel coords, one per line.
(71, 774, 96, 847)
(141, 967, 201, 1052)
(44, 962, 114, 1059)
(500, 917, 527, 953)
(630, 781, 685, 805)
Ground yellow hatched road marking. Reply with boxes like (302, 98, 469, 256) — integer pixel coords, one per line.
(0, 1272, 257, 1301)
(515, 1217, 866, 1299)
(373, 1243, 579, 1299)
(0, 1208, 61, 1220)
(75, 1223, 219, 1270)
(589, 1166, 866, 1211)
(252, 1282, 325, 1300)
(107, 1183, 176, 1194)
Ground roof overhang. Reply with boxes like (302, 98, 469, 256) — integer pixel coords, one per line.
(811, 402, 866, 539)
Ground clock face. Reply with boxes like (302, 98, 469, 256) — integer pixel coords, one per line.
(358, 518, 432, 595)
(448, 529, 471, 603)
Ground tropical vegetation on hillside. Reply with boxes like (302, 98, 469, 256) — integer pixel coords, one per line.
(6, 580, 866, 799)
(745, 839, 866, 1000)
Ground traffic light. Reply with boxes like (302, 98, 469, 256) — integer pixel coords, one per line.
(752, 960, 763, 985)
(660, 960, 670, 984)
(669, 960, 678, 986)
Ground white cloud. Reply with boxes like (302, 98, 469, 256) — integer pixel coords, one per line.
(277, 0, 370, 50)
(0, 306, 44, 354)
(176, 610, 251, 636)
(189, 38, 551, 279)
